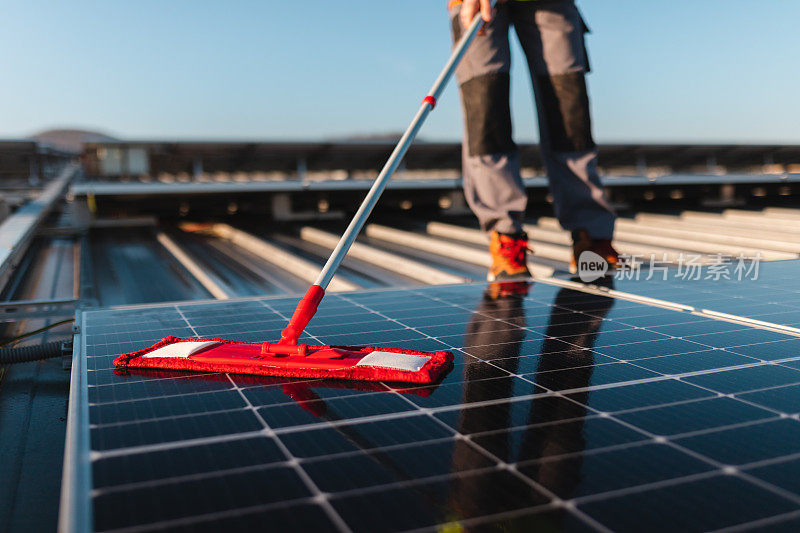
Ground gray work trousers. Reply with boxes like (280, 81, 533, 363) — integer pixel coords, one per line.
(451, 0, 616, 239)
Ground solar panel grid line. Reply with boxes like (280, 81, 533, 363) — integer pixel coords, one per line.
(432, 436, 607, 531)
(552, 391, 787, 438)
(295, 433, 472, 469)
(608, 393, 774, 418)
(488, 354, 622, 377)
(400, 501, 611, 533)
(738, 448, 800, 473)
(89, 430, 267, 461)
(574, 387, 751, 425)
(623, 414, 788, 443)
(433, 416, 670, 529)
(88, 374, 234, 403)
(89, 400, 434, 447)
(680, 363, 800, 396)
(711, 509, 800, 533)
(595, 394, 773, 433)
(199, 297, 352, 531)
(736, 381, 800, 413)
(566, 369, 800, 423)
(674, 419, 800, 468)
(489, 432, 657, 468)
(566, 469, 725, 506)
(97, 404, 784, 516)
(273, 396, 530, 433)
(302, 457, 501, 501)
(89, 458, 298, 498)
(404, 288, 800, 403)
(492, 364, 777, 438)
(549, 389, 800, 510)
(89, 374, 383, 406)
(458, 408, 609, 441)
(559, 358, 800, 393)
(524, 387, 800, 520)
(88, 372, 229, 400)
(724, 471, 800, 510)
(520, 432, 727, 475)
(333, 292, 704, 532)
(580, 347, 800, 386)
(70, 281, 800, 532)
(88, 403, 249, 431)
(404, 296, 792, 408)
(657, 325, 768, 340)
(239, 382, 708, 436)
(263, 293, 597, 531)
(458, 502, 612, 533)
(285, 293, 491, 413)
(99, 497, 324, 533)
(408, 287, 800, 527)
(369, 395, 603, 531)
(223, 374, 353, 533)
(320, 292, 609, 531)
(83, 324, 796, 416)
(94, 431, 542, 500)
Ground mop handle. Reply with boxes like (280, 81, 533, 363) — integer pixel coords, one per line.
(313, 4, 493, 290)
(277, 5, 493, 346)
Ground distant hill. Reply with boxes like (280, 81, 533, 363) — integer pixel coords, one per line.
(33, 129, 118, 153)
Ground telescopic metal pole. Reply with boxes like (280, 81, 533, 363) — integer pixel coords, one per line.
(313, 5, 493, 289)
(276, 4, 495, 346)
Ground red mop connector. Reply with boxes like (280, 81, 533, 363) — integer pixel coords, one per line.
(423, 95, 437, 109)
(275, 284, 325, 346)
(261, 342, 309, 356)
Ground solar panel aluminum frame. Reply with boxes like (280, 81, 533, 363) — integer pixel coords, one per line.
(59, 311, 93, 533)
(542, 277, 800, 338)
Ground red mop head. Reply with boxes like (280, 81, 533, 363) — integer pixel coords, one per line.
(113, 336, 453, 384)
(114, 285, 453, 383)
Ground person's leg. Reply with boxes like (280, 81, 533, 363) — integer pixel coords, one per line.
(511, 1, 615, 240)
(451, 2, 526, 235)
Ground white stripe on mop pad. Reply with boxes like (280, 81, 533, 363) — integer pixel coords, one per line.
(141, 340, 221, 359)
(355, 351, 429, 372)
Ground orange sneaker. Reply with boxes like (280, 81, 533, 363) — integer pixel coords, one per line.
(488, 231, 532, 281)
(570, 229, 620, 274)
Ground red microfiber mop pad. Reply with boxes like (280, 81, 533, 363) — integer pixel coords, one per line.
(113, 336, 453, 384)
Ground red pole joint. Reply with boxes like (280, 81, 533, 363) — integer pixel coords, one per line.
(276, 284, 325, 346)
(423, 96, 437, 109)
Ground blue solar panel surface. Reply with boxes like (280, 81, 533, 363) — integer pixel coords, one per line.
(73, 276, 800, 532)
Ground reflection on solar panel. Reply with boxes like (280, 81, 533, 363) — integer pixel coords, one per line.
(63, 276, 800, 532)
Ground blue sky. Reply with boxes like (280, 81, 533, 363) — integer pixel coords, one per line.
(2, 0, 799, 143)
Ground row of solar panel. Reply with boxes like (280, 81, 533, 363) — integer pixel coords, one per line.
(66, 263, 800, 532)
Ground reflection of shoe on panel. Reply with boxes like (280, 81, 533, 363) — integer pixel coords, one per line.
(486, 281, 531, 300)
(570, 229, 620, 274)
(488, 231, 533, 281)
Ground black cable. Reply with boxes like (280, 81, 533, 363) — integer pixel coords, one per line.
(0, 341, 65, 364)
(0, 318, 74, 347)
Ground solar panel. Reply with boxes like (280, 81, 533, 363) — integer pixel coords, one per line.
(599, 259, 800, 329)
(64, 280, 800, 532)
